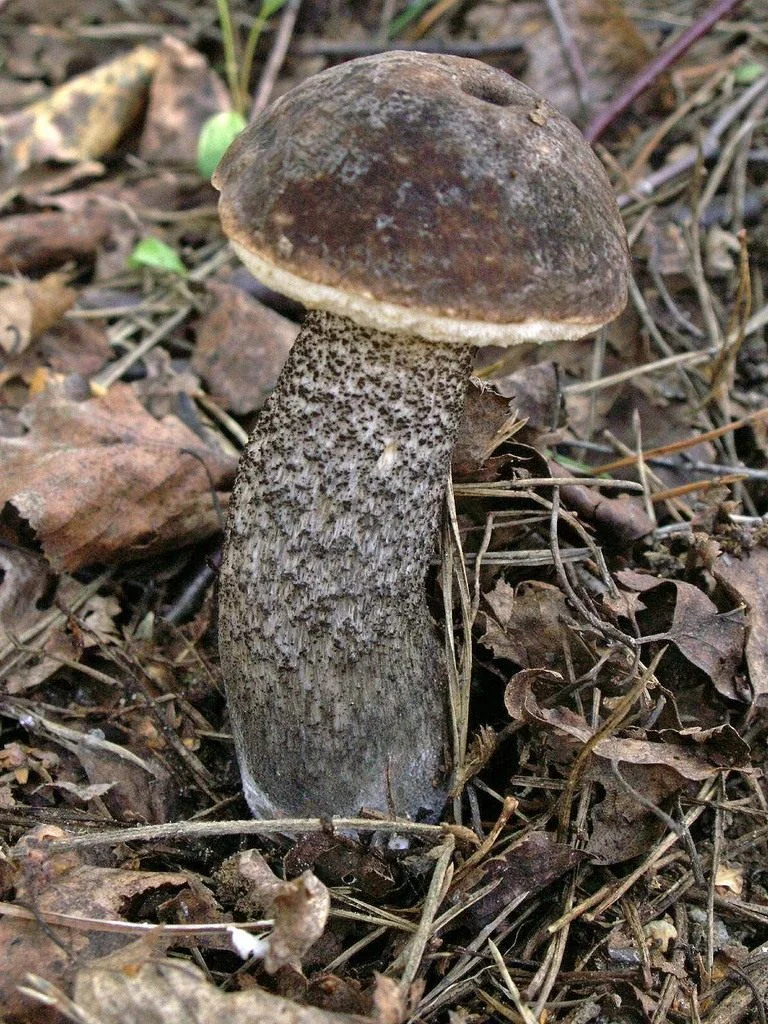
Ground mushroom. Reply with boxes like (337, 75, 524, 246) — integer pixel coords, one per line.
(214, 52, 630, 820)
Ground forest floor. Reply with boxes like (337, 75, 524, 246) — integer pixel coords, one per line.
(1, 1, 768, 1022)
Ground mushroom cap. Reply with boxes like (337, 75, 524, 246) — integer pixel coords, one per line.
(214, 52, 629, 346)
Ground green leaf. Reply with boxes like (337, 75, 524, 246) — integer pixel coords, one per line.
(260, 0, 287, 18)
(197, 110, 247, 179)
(733, 62, 765, 86)
(129, 237, 188, 276)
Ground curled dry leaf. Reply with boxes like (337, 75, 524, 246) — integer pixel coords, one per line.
(616, 571, 747, 701)
(504, 669, 750, 780)
(0, 205, 113, 275)
(236, 850, 331, 974)
(0, 380, 236, 571)
(0, 45, 159, 190)
(451, 382, 518, 480)
(713, 546, 768, 705)
(69, 958, 374, 1024)
(0, 272, 75, 363)
(552, 463, 654, 546)
(714, 863, 744, 896)
(489, 360, 561, 441)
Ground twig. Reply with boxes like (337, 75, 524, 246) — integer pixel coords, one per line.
(618, 72, 768, 205)
(589, 406, 768, 475)
(393, 836, 455, 987)
(488, 939, 539, 1024)
(44, 816, 476, 851)
(0, 903, 272, 936)
(250, 0, 302, 119)
(543, 0, 590, 118)
(585, 0, 747, 142)
(563, 348, 718, 395)
(292, 38, 524, 58)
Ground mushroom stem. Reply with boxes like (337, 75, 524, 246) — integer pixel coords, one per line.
(219, 310, 473, 819)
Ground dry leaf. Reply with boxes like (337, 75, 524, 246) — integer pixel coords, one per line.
(451, 381, 517, 480)
(0, 825, 213, 1024)
(553, 465, 654, 546)
(284, 834, 397, 900)
(0, 45, 159, 190)
(504, 670, 750, 780)
(0, 206, 113, 274)
(40, 318, 111, 378)
(617, 572, 747, 700)
(371, 974, 409, 1024)
(0, 380, 235, 571)
(480, 579, 594, 678)
(446, 832, 585, 931)
(585, 760, 683, 864)
(4, 592, 120, 694)
(0, 272, 75, 362)
(466, 0, 660, 125)
(236, 850, 330, 974)
(192, 280, 298, 415)
(643, 918, 678, 953)
(714, 864, 744, 896)
(138, 36, 231, 166)
(0, 545, 54, 634)
(713, 546, 768, 705)
(69, 958, 374, 1024)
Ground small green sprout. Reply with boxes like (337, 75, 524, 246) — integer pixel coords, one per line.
(129, 237, 188, 277)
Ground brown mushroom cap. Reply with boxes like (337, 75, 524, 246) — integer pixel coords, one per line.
(214, 52, 629, 346)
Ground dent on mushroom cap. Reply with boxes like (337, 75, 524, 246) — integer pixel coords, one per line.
(214, 51, 630, 340)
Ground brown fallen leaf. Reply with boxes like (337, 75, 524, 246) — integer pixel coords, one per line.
(504, 670, 750, 779)
(138, 36, 231, 167)
(480, 578, 595, 678)
(446, 831, 585, 932)
(467, 0, 663, 126)
(40, 317, 111, 378)
(192, 280, 298, 415)
(4, 591, 120, 694)
(284, 833, 397, 900)
(0, 45, 159, 190)
(235, 849, 330, 974)
(616, 571, 747, 701)
(0, 272, 75, 363)
(65, 957, 375, 1024)
(0, 825, 217, 1024)
(713, 546, 768, 705)
(585, 760, 684, 864)
(0, 205, 113, 274)
(0, 379, 236, 571)
(0, 545, 54, 634)
(451, 381, 519, 480)
(552, 462, 654, 546)
(489, 360, 561, 439)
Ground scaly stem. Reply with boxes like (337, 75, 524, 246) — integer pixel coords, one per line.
(219, 310, 472, 818)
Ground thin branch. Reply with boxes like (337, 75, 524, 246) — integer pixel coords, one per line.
(585, 0, 747, 142)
